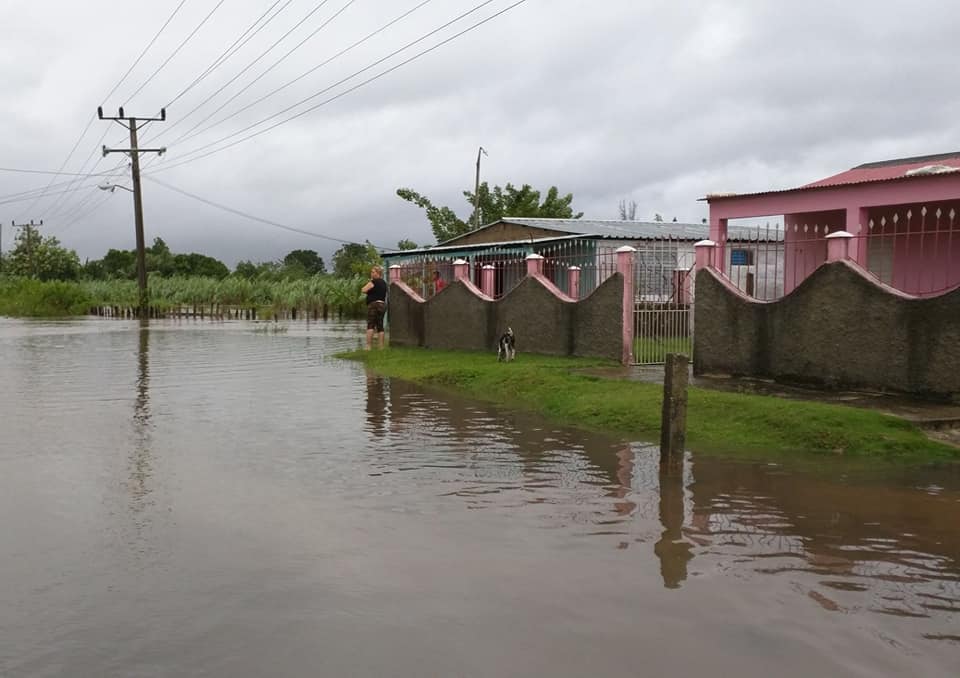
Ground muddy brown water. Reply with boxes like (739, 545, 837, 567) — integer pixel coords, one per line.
(0, 317, 957, 677)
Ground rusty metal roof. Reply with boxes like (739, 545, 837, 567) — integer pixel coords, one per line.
(704, 151, 960, 202)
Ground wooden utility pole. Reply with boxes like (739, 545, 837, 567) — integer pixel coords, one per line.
(473, 146, 487, 230)
(660, 352, 689, 476)
(10, 219, 43, 278)
(99, 106, 166, 317)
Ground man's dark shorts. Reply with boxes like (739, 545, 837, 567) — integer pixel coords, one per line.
(367, 300, 386, 332)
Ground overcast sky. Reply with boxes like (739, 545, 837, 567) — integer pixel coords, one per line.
(2, 0, 958, 267)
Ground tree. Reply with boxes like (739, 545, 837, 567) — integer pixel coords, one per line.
(332, 241, 381, 278)
(396, 189, 466, 244)
(397, 238, 418, 251)
(282, 249, 326, 275)
(100, 248, 137, 279)
(171, 253, 230, 279)
(397, 182, 582, 244)
(6, 225, 81, 281)
(619, 199, 638, 221)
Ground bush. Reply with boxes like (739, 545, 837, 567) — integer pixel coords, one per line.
(0, 277, 93, 317)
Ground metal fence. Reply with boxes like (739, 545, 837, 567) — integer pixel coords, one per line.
(717, 207, 960, 300)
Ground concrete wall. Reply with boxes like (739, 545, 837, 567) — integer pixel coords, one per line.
(388, 273, 624, 361)
(693, 262, 960, 398)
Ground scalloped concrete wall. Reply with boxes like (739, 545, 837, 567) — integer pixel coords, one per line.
(388, 273, 624, 361)
(693, 262, 960, 398)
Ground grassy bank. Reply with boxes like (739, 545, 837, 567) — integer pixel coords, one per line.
(346, 348, 959, 462)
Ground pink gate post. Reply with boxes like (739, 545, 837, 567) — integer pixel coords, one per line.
(617, 246, 636, 364)
(567, 265, 581, 300)
(453, 258, 469, 281)
(826, 231, 853, 262)
(481, 264, 495, 297)
(525, 253, 544, 276)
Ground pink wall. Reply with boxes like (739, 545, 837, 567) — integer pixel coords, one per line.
(709, 174, 960, 296)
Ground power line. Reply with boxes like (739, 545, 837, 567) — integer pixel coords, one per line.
(171, 0, 434, 149)
(148, 0, 338, 146)
(52, 163, 128, 228)
(158, 0, 359, 149)
(149, 0, 526, 174)
(0, 182, 106, 207)
(0, 166, 118, 177)
(56, 191, 116, 236)
(122, 0, 227, 108)
(164, 0, 289, 109)
(143, 174, 396, 250)
(15, 0, 190, 219)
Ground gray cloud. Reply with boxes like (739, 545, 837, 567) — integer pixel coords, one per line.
(2, 0, 958, 267)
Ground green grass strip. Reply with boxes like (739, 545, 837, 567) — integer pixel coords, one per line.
(345, 348, 959, 463)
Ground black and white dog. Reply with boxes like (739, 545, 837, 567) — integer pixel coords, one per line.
(497, 327, 516, 362)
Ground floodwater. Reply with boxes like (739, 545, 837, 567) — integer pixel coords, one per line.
(0, 318, 958, 677)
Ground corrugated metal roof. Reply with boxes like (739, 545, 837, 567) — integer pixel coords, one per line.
(804, 152, 960, 188)
(381, 233, 583, 258)
(704, 152, 960, 202)
(496, 217, 711, 240)
(383, 219, 778, 257)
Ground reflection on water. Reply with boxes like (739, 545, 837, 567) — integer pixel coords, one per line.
(0, 317, 958, 677)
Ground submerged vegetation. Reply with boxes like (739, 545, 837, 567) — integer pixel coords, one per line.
(0, 274, 367, 319)
(348, 348, 959, 461)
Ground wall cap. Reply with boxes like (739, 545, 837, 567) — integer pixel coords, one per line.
(694, 239, 717, 247)
(482, 264, 495, 269)
(567, 265, 581, 271)
(825, 231, 854, 239)
(615, 245, 637, 253)
(388, 264, 401, 269)
(452, 258, 468, 265)
(525, 253, 545, 260)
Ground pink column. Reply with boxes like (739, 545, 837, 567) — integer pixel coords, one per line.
(481, 264, 495, 297)
(826, 231, 853, 262)
(709, 216, 728, 274)
(617, 246, 636, 365)
(694, 239, 716, 270)
(388, 264, 401, 284)
(567, 265, 581, 300)
(845, 206, 870, 266)
(525, 253, 544, 276)
(453, 258, 469, 282)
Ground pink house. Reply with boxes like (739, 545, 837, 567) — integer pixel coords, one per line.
(705, 152, 960, 298)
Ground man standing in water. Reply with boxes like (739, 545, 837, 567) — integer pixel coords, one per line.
(361, 265, 388, 350)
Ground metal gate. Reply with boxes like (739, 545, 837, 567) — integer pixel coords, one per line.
(631, 239, 694, 365)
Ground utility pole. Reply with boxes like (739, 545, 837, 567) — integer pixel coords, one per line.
(10, 219, 43, 278)
(474, 146, 487, 231)
(99, 106, 166, 317)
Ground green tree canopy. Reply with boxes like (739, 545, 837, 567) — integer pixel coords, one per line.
(332, 241, 382, 278)
(397, 182, 582, 244)
(397, 238, 419, 251)
(6, 225, 81, 281)
(282, 249, 326, 275)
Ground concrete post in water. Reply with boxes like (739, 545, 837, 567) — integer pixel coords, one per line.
(453, 259, 469, 282)
(525, 253, 544, 276)
(826, 231, 853, 262)
(617, 246, 636, 365)
(481, 264, 495, 297)
(567, 265, 581, 300)
(694, 239, 716, 270)
(660, 352, 689, 475)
